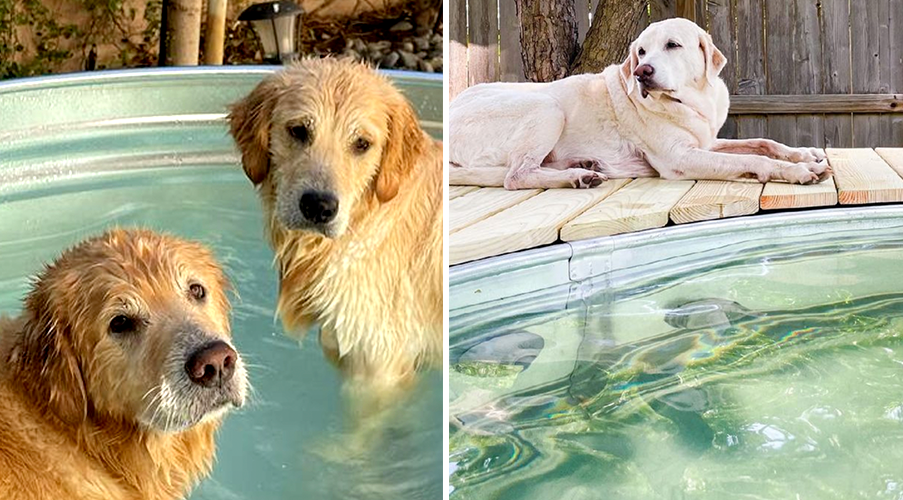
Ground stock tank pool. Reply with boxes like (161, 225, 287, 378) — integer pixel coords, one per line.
(449, 208, 903, 499)
(0, 67, 442, 499)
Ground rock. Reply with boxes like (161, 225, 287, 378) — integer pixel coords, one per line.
(418, 60, 433, 73)
(352, 38, 366, 53)
(430, 33, 442, 46)
(398, 50, 417, 69)
(380, 51, 400, 68)
(389, 20, 414, 32)
(367, 40, 391, 53)
(401, 41, 414, 53)
(429, 56, 442, 69)
(342, 49, 358, 60)
(414, 36, 430, 51)
(416, 51, 427, 59)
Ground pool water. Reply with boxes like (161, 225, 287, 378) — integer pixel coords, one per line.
(0, 165, 442, 500)
(450, 243, 903, 499)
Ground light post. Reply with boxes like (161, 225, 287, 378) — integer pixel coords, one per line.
(238, 1, 304, 64)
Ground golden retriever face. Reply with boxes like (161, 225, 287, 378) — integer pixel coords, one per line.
(621, 18, 726, 100)
(229, 58, 425, 239)
(17, 229, 247, 433)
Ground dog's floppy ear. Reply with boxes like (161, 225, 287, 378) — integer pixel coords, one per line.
(375, 94, 426, 203)
(13, 278, 89, 427)
(699, 31, 726, 86)
(228, 76, 282, 185)
(620, 41, 640, 95)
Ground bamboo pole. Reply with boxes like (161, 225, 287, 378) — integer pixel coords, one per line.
(204, 0, 228, 64)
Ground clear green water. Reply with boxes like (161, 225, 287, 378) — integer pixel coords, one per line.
(450, 246, 903, 499)
(0, 166, 441, 499)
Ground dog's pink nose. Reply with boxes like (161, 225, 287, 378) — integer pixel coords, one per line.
(186, 340, 236, 387)
(634, 64, 655, 79)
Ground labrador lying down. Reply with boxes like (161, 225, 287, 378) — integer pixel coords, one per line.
(449, 18, 832, 189)
(0, 229, 247, 500)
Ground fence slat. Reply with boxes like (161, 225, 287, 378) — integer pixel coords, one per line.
(822, 0, 852, 147)
(467, 0, 498, 87)
(793, 0, 824, 147)
(734, 0, 766, 141)
(892, 0, 903, 146)
(765, 0, 798, 146)
(499, 0, 526, 82)
(449, 0, 468, 100)
(851, 0, 891, 147)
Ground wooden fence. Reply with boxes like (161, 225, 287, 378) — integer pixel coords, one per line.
(449, 0, 903, 148)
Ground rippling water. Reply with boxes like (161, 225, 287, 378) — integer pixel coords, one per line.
(451, 247, 903, 500)
(0, 165, 441, 500)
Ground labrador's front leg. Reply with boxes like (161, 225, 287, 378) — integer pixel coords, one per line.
(710, 138, 827, 164)
(655, 148, 832, 184)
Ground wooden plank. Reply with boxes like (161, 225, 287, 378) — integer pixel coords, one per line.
(561, 178, 694, 240)
(828, 148, 903, 204)
(764, 0, 797, 146)
(449, 180, 630, 265)
(449, 0, 468, 100)
(728, 94, 903, 114)
(850, 1, 890, 147)
(875, 148, 903, 179)
(707, 0, 736, 94)
(499, 0, 525, 82)
(677, 0, 697, 22)
(735, 0, 766, 141)
(760, 178, 838, 210)
(450, 188, 542, 234)
(822, 0, 853, 148)
(449, 186, 480, 199)
(670, 180, 762, 224)
(893, 0, 903, 145)
(467, 0, 498, 87)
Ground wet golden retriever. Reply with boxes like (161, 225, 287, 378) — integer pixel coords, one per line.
(0, 228, 247, 500)
(450, 18, 832, 189)
(229, 58, 442, 395)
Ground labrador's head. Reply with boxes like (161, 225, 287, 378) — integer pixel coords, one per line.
(621, 17, 726, 100)
(229, 58, 426, 239)
(12, 228, 247, 433)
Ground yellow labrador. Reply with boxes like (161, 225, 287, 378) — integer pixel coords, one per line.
(449, 17, 831, 189)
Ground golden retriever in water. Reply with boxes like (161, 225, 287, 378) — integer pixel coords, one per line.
(0, 229, 247, 500)
(228, 58, 442, 395)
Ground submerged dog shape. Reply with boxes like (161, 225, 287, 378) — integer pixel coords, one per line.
(450, 17, 831, 189)
(0, 228, 247, 500)
(229, 58, 443, 393)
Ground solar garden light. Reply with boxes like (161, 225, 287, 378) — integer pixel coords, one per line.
(238, 1, 304, 64)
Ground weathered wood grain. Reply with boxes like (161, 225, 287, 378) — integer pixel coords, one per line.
(823, 0, 853, 147)
(499, 0, 526, 82)
(467, 0, 498, 87)
(792, 0, 824, 148)
(670, 180, 762, 224)
(449, 0, 468, 101)
(450, 180, 630, 265)
(764, 0, 797, 146)
(734, 0, 766, 141)
(828, 148, 903, 204)
(450, 188, 542, 234)
(449, 186, 480, 199)
(561, 178, 694, 240)
(760, 178, 838, 210)
(728, 94, 903, 114)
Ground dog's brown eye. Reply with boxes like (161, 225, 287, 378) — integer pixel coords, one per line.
(109, 315, 136, 335)
(638, 47, 646, 56)
(353, 137, 371, 155)
(189, 283, 206, 301)
(666, 41, 681, 49)
(288, 124, 311, 144)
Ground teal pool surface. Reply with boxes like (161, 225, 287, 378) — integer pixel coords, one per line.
(0, 165, 441, 499)
(450, 222, 903, 499)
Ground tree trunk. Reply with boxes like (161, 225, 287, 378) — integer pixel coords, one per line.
(569, 0, 647, 75)
(516, 0, 579, 82)
(164, 0, 202, 66)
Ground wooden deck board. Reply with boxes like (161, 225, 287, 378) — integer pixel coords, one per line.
(448, 149, 903, 265)
(761, 177, 838, 210)
(450, 188, 542, 234)
(828, 148, 903, 204)
(875, 148, 903, 179)
(561, 178, 695, 241)
(670, 181, 763, 224)
(449, 186, 480, 199)
(449, 180, 630, 265)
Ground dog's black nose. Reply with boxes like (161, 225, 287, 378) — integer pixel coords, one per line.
(634, 63, 655, 80)
(299, 190, 339, 224)
(186, 340, 236, 387)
